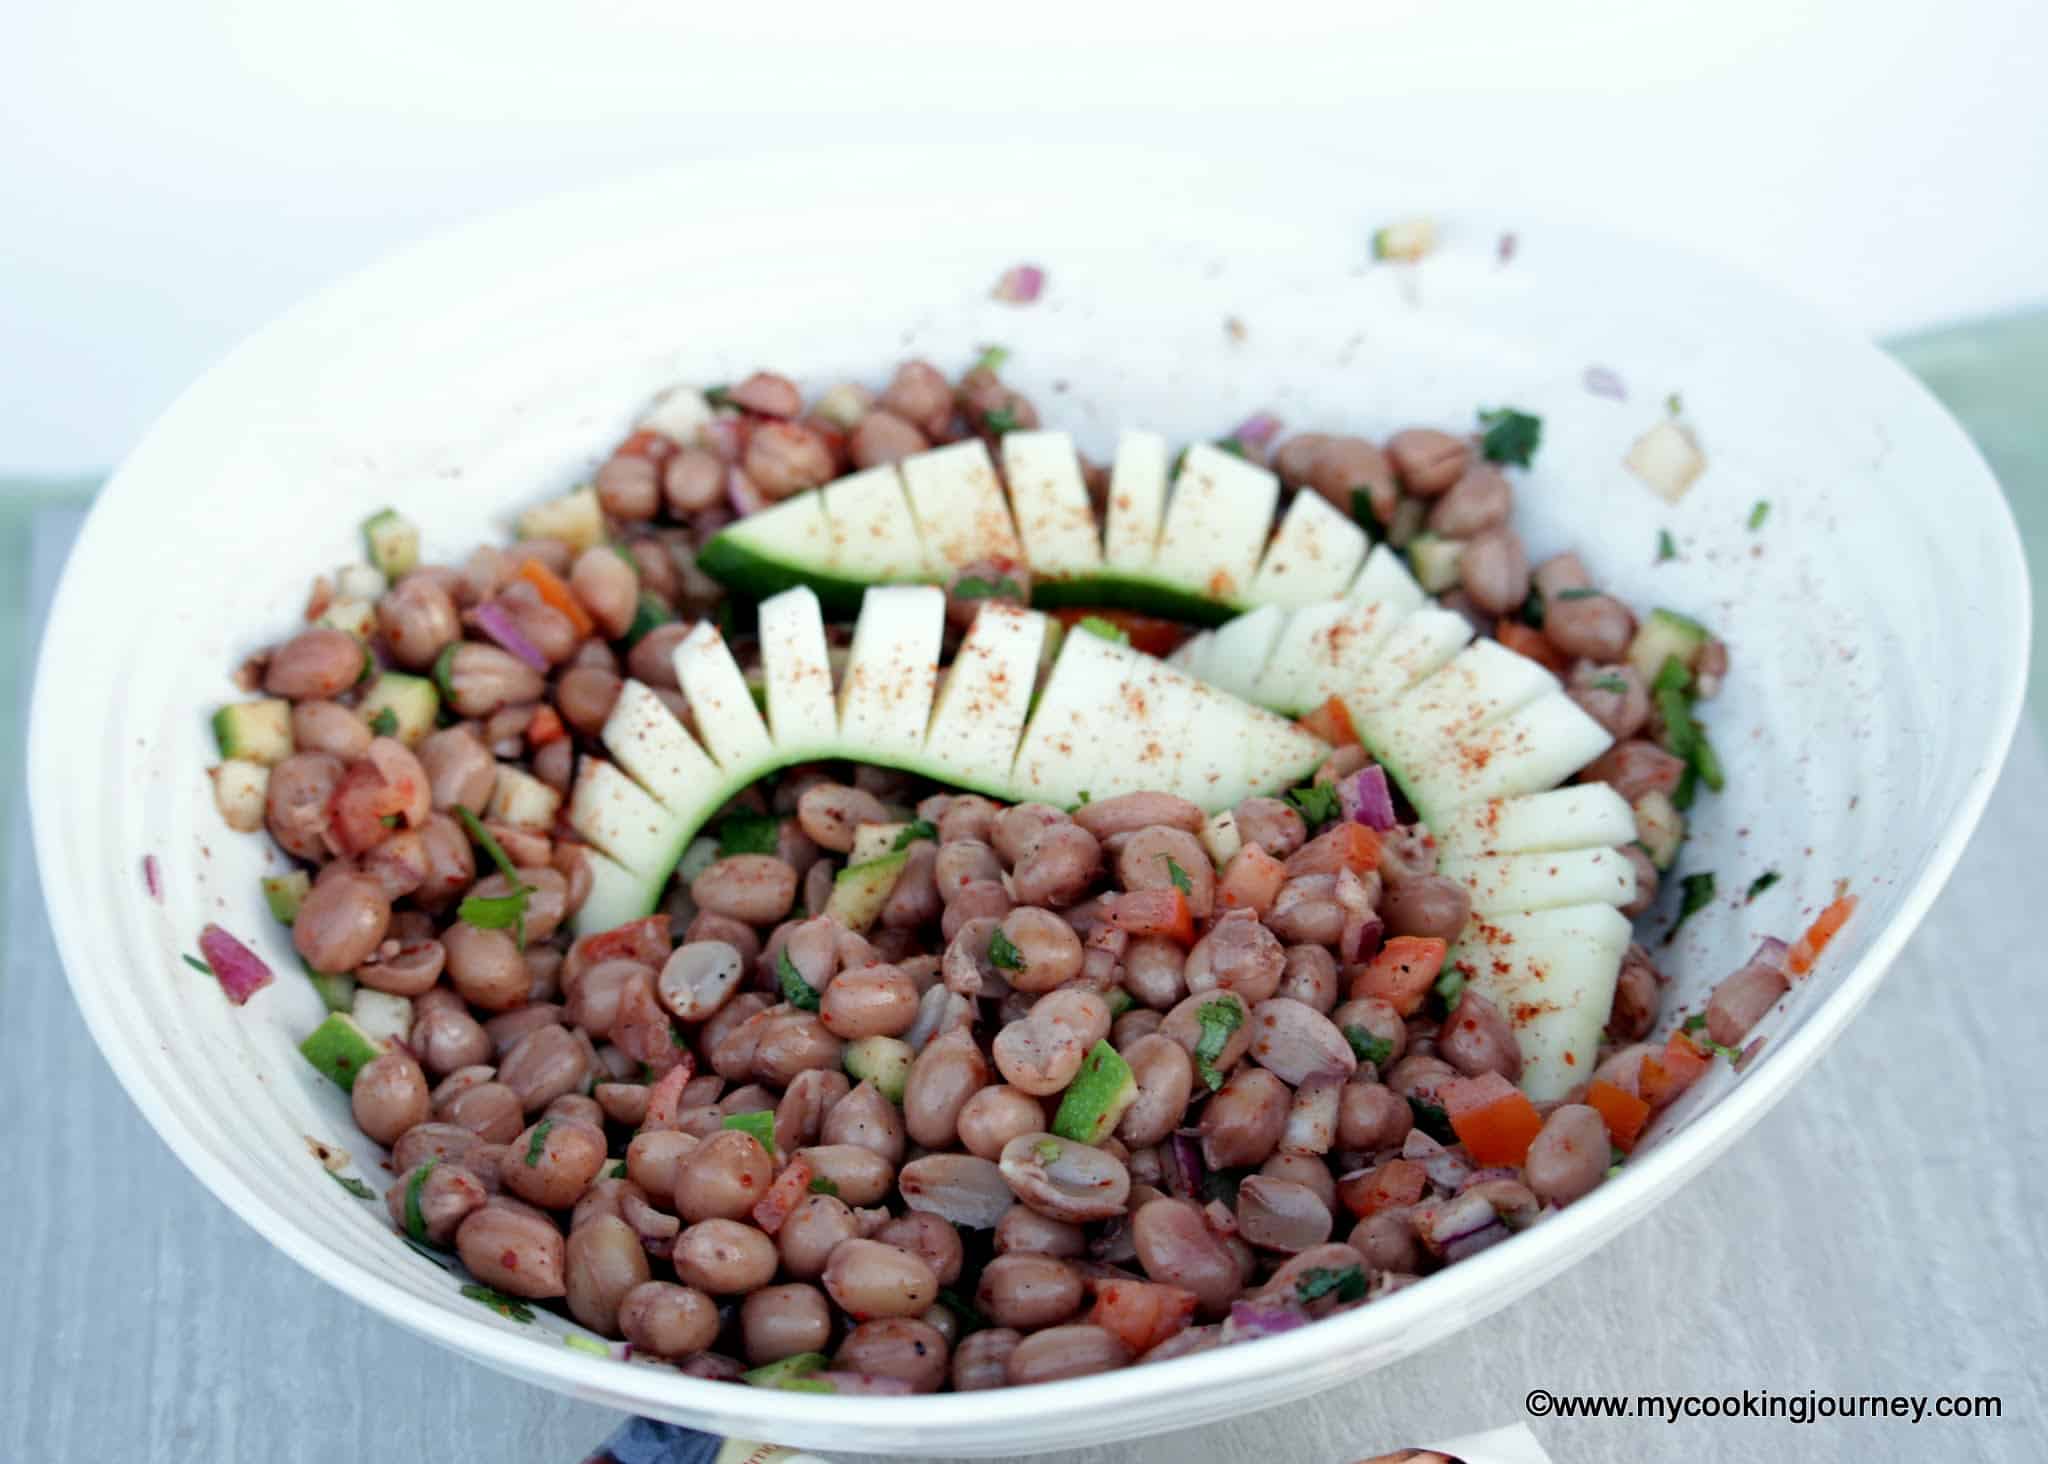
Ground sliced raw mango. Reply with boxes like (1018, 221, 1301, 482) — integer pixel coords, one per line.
(1447, 902, 1632, 1101)
(695, 492, 870, 617)
(838, 586, 946, 769)
(1001, 431, 1102, 578)
(1438, 848, 1638, 915)
(1248, 490, 1369, 608)
(1364, 640, 1558, 785)
(1433, 785, 1638, 859)
(1343, 608, 1476, 723)
(1347, 542, 1429, 614)
(924, 604, 1048, 792)
(1009, 626, 1142, 807)
(1401, 692, 1612, 824)
(1201, 604, 1290, 702)
(569, 757, 686, 876)
(756, 587, 839, 761)
(1150, 443, 1279, 607)
(1101, 429, 1169, 572)
(674, 622, 777, 779)
(601, 680, 724, 818)
(825, 466, 928, 583)
(899, 440, 1022, 575)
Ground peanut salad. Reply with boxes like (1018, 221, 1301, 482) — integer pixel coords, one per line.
(193, 353, 1853, 1394)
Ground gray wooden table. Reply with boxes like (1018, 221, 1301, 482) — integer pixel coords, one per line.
(4, 506, 2041, 1462)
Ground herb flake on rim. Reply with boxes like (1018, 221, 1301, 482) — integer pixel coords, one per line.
(328, 1172, 376, 1201)
(1747, 499, 1771, 531)
(460, 1284, 535, 1323)
(182, 954, 213, 975)
(404, 1159, 440, 1245)
(1745, 870, 1781, 902)
(1477, 407, 1542, 467)
(1656, 529, 1678, 563)
(1666, 871, 1717, 944)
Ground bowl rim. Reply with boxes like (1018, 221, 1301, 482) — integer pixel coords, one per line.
(29, 148, 2033, 1443)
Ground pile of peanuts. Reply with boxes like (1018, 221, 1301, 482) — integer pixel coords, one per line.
(230, 357, 1729, 1394)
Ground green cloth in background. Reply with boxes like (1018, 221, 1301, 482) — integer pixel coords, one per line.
(2, 311, 2042, 898)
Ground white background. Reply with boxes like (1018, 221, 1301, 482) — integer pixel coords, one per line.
(2, 0, 2045, 478)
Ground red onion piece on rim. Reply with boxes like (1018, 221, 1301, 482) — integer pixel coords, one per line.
(1223, 1298, 1309, 1342)
(992, 263, 1045, 304)
(197, 924, 273, 1006)
(142, 854, 163, 902)
(471, 601, 549, 673)
(1338, 765, 1397, 831)
(1230, 412, 1283, 451)
(1583, 365, 1628, 401)
(1750, 936, 1791, 972)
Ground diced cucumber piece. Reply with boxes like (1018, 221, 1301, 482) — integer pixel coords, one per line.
(1201, 604, 1290, 702)
(1343, 608, 1475, 729)
(212, 699, 294, 765)
(1248, 491, 1369, 608)
(924, 605, 1049, 794)
(1438, 848, 1637, 915)
(1200, 809, 1242, 866)
(1102, 653, 1199, 799)
(1002, 430, 1103, 579)
(351, 988, 415, 1047)
(1633, 790, 1684, 870)
(299, 1013, 386, 1091)
(263, 871, 310, 925)
(1051, 1041, 1138, 1145)
(601, 680, 724, 819)
(307, 971, 357, 1014)
(827, 853, 908, 932)
(826, 465, 928, 583)
(361, 508, 420, 578)
(358, 672, 440, 746)
(1250, 598, 1408, 717)
(1009, 627, 1140, 808)
(334, 563, 388, 601)
(756, 587, 840, 762)
(1627, 608, 1712, 685)
(1433, 785, 1637, 859)
(1366, 640, 1558, 783)
(837, 586, 945, 769)
(637, 385, 713, 444)
(843, 1035, 914, 1103)
(210, 760, 270, 832)
(900, 439, 1023, 575)
(576, 847, 657, 938)
(1449, 902, 1631, 1101)
(570, 757, 687, 876)
(1150, 443, 1280, 607)
(517, 485, 605, 551)
(1406, 533, 1465, 594)
(488, 764, 562, 830)
(1400, 691, 1612, 825)
(673, 622, 776, 778)
(677, 836, 722, 885)
(1347, 542, 1429, 613)
(1166, 630, 1214, 680)
(1101, 429, 1170, 572)
(849, 822, 912, 866)
(316, 598, 376, 637)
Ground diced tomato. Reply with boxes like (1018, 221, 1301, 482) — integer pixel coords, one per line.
(640, 1058, 696, 1130)
(1335, 1157, 1427, 1219)
(1494, 619, 1569, 674)
(1786, 894, 1856, 977)
(1047, 608, 1190, 659)
(516, 557, 596, 638)
(1106, 888, 1195, 945)
(1347, 935, 1447, 1015)
(1584, 1078, 1652, 1152)
(752, 1157, 814, 1235)
(327, 758, 418, 856)
(568, 915, 673, 980)
(1217, 845, 1287, 916)
(1297, 696, 1360, 748)
(1284, 821, 1382, 878)
(1088, 1280, 1197, 1356)
(1442, 1072, 1544, 1166)
(615, 428, 678, 463)
(1637, 1030, 1713, 1110)
(526, 704, 567, 748)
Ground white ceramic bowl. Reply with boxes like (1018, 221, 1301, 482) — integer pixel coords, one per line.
(30, 147, 2029, 1456)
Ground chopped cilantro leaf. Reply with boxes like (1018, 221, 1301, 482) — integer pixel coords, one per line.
(983, 405, 1020, 436)
(454, 807, 529, 944)
(402, 1237, 453, 1270)
(1683, 1013, 1708, 1033)
(523, 1119, 554, 1167)
(1588, 673, 1630, 694)
(1665, 392, 1683, 417)
(1434, 967, 1466, 1010)
(1477, 407, 1542, 467)
(1344, 1025, 1394, 1067)
(1747, 500, 1771, 531)
(1656, 529, 1678, 563)
(974, 345, 1010, 374)
(953, 575, 1024, 602)
(1349, 489, 1376, 529)
(722, 1110, 776, 1150)
(1745, 870, 1781, 902)
(716, 814, 782, 858)
(1294, 1263, 1367, 1304)
(988, 926, 1026, 972)
(1214, 436, 1246, 458)
(609, 1160, 629, 1180)
(1106, 988, 1135, 1018)
(458, 891, 527, 934)
(1521, 586, 1546, 627)
(1671, 762, 1699, 812)
(1610, 1145, 1627, 1167)
(1666, 871, 1717, 944)
(1072, 790, 1091, 807)
(379, 813, 401, 829)
(182, 954, 213, 976)
(892, 820, 938, 852)
(328, 1172, 376, 1201)
(1286, 783, 1341, 829)
(1694, 1033, 1743, 1063)
(1651, 655, 1691, 695)
(1076, 615, 1129, 645)
(777, 948, 822, 1012)
(404, 1159, 439, 1244)
(1407, 1097, 1456, 1144)
(808, 1176, 839, 1196)
(369, 707, 399, 737)
(1192, 999, 1245, 1092)
(704, 384, 734, 408)
(460, 1284, 534, 1323)
(937, 1286, 988, 1334)
(1162, 855, 1193, 895)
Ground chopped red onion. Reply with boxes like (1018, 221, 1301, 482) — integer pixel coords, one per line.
(142, 854, 163, 902)
(992, 263, 1045, 304)
(1496, 232, 1519, 265)
(1167, 1131, 1207, 1201)
(807, 1372, 914, 1396)
(1223, 1298, 1309, 1342)
(1340, 912, 1384, 965)
(1442, 1219, 1511, 1262)
(1338, 765, 1397, 831)
(1583, 365, 1628, 401)
(197, 924, 273, 1006)
(727, 465, 770, 518)
(1402, 1130, 1472, 1192)
(471, 601, 549, 673)
(1751, 936, 1791, 972)
(1736, 1036, 1767, 1072)
(1230, 412, 1283, 451)
(1458, 1166, 1523, 1190)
